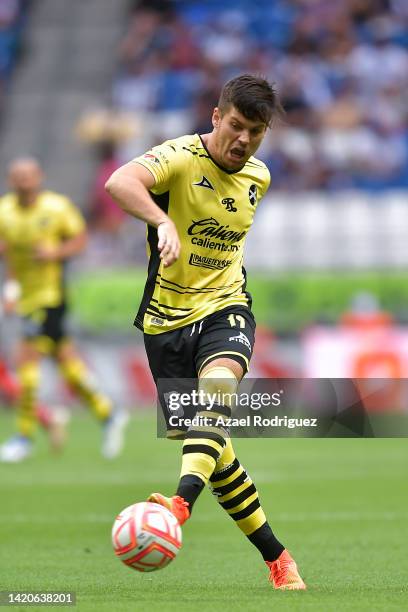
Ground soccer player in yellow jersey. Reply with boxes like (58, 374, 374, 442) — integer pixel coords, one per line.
(0, 157, 128, 462)
(106, 75, 306, 590)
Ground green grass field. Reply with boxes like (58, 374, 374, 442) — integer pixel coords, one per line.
(0, 411, 407, 611)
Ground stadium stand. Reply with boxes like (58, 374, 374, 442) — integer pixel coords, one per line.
(0, 0, 406, 268)
(0, 0, 130, 203)
(0, 0, 30, 119)
(112, 0, 408, 192)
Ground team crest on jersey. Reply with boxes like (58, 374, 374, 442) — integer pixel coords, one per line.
(249, 184, 257, 206)
(193, 176, 214, 190)
(143, 153, 160, 164)
(221, 198, 237, 212)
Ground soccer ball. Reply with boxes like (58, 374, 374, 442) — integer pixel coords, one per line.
(111, 502, 182, 572)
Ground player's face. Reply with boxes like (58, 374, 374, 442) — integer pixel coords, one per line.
(211, 106, 267, 171)
(8, 160, 43, 198)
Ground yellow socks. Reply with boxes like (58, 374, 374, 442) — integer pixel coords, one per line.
(59, 357, 111, 421)
(16, 361, 40, 437)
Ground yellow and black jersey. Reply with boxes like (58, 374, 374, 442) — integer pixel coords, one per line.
(133, 133, 270, 334)
(0, 190, 85, 315)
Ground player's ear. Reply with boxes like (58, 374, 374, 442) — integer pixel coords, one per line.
(212, 108, 220, 130)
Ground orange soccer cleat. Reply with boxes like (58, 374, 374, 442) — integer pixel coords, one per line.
(266, 549, 306, 590)
(147, 492, 190, 526)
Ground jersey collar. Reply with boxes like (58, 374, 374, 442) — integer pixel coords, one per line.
(198, 135, 245, 175)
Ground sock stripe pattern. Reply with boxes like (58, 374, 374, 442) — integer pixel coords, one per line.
(184, 429, 227, 446)
(180, 405, 230, 484)
(220, 482, 257, 510)
(212, 469, 247, 496)
(209, 457, 240, 482)
(209, 439, 285, 560)
(209, 444, 266, 535)
(182, 443, 221, 461)
(229, 498, 261, 521)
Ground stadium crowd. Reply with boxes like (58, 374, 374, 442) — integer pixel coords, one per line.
(0, 0, 29, 119)
(106, 0, 408, 194)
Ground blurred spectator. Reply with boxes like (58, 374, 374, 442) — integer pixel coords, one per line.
(0, 0, 29, 118)
(76, 107, 149, 265)
(89, 140, 126, 234)
(108, 0, 408, 192)
(76, 108, 137, 233)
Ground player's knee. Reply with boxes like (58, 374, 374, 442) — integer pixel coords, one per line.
(199, 365, 238, 407)
(18, 362, 40, 389)
(54, 341, 76, 363)
(17, 341, 40, 365)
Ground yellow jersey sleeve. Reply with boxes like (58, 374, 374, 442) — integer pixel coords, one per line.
(260, 167, 271, 199)
(0, 197, 9, 239)
(132, 141, 186, 195)
(57, 197, 86, 238)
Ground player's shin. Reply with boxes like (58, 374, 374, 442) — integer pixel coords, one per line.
(176, 366, 237, 510)
(210, 438, 284, 562)
(16, 361, 40, 437)
(177, 423, 227, 507)
(58, 356, 111, 420)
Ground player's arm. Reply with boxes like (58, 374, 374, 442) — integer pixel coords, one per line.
(105, 162, 180, 267)
(1, 253, 21, 314)
(34, 230, 87, 262)
(0, 225, 18, 313)
(0, 232, 16, 312)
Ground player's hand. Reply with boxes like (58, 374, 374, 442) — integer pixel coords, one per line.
(2, 280, 20, 315)
(33, 245, 60, 262)
(157, 219, 180, 267)
(2, 297, 17, 315)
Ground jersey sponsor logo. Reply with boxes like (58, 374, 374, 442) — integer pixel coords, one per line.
(143, 153, 160, 164)
(194, 176, 214, 190)
(191, 237, 238, 252)
(151, 316, 165, 326)
(187, 217, 246, 243)
(228, 331, 251, 350)
(221, 197, 237, 212)
(249, 184, 257, 206)
(189, 253, 232, 270)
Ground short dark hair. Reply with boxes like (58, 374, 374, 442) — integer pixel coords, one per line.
(218, 74, 284, 128)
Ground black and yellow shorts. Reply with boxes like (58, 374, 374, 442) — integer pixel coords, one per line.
(21, 303, 68, 351)
(144, 304, 256, 434)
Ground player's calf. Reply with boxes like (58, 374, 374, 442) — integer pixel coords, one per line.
(177, 366, 238, 507)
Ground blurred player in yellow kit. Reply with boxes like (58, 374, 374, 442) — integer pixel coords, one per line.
(0, 351, 68, 452)
(0, 157, 128, 462)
